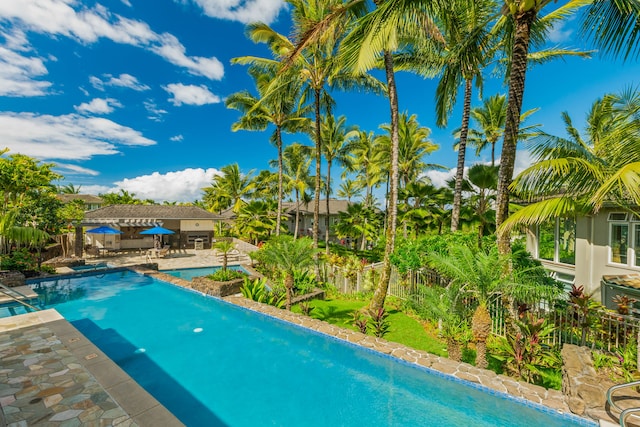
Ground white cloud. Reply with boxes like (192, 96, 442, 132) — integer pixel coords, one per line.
(90, 73, 150, 91)
(548, 19, 574, 44)
(74, 97, 122, 114)
(170, 134, 184, 142)
(121, 0, 132, 6)
(111, 168, 222, 202)
(0, 45, 51, 96)
(55, 163, 100, 176)
(0, 0, 224, 80)
(425, 168, 457, 188)
(164, 83, 221, 106)
(0, 112, 155, 160)
(144, 100, 168, 121)
(185, 0, 286, 25)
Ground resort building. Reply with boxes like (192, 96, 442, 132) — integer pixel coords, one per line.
(82, 205, 223, 252)
(57, 194, 104, 211)
(525, 207, 640, 309)
(282, 198, 349, 242)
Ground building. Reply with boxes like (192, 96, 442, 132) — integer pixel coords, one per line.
(82, 205, 223, 252)
(525, 207, 640, 308)
(57, 194, 104, 211)
(282, 199, 350, 242)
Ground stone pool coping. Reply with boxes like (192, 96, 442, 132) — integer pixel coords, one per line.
(0, 310, 183, 427)
(223, 295, 601, 426)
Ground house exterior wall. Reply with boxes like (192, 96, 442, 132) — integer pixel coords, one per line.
(527, 209, 640, 304)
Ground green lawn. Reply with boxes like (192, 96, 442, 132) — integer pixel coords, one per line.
(293, 298, 448, 357)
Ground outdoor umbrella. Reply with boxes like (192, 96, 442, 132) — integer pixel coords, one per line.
(85, 226, 123, 251)
(140, 225, 175, 248)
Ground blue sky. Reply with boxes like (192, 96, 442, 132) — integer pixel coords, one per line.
(1, 0, 638, 203)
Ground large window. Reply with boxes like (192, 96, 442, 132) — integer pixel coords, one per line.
(610, 223, 629, 264)
(536, 217, 576, 265)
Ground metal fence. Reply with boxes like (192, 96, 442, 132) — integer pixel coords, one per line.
(324, 262, 640, 354)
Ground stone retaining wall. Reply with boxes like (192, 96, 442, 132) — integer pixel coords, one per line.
(0, 270, 25, 287)
(191, 277, 245, 297)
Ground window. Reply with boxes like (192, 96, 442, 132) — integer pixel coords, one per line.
(536, 217, 576, 265)
(610, 223, 628, 264)
(635, 225, 640, 266)
(538, 221, 555, 261)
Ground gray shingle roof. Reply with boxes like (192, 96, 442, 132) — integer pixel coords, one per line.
(57, 194, 104, 204)
(84, 205, 221, 220)
(281, 199, 350, 215)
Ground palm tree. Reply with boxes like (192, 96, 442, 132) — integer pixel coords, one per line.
(213, 240, 236, 272)
(321, 114, 358, 253)
(234, 200, 278, 244)
(466, 164, 499, 248)
(495, 0, 590, 254)
(203, 164, 254, 214)
(335, 202, 381, 251)
(343, 130, 385, 206)
(502, 88, 640, 231)
(58, 184, 82, 194)
(427, 245, 512, 369)
(258, 235, 317, 310)
(226, 64, 310, 236)
(337, 179, 363, 203)
(579, 0, 640, 61)
(280, 143, 314, 239)
(432, 0, 497, 233)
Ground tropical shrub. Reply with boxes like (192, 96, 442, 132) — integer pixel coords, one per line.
(240, 277, 285, 309)
(207, 269, 246, 282)
(349, 310, 368, 334)
(490, 312, 559, 383)
(369, 307, 391, 338)
(1, 248, 37, 271)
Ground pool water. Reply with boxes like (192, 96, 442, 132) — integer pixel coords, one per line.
(162, 265, 247, 281)
(28, 272, 595, 427)
(71, 263, 110, 271)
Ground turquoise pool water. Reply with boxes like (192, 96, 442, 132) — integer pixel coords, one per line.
(162, 265, 247, 281)
(28, 271, 595, 427)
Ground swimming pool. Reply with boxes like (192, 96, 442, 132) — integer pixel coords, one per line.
(162, 265, 247, 281)
(71, 262, 111, 271)
(27, 271, 595, 427)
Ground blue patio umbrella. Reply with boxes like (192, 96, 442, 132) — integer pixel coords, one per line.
(139, 226, 175, 235)
(86, 225, 123, 249)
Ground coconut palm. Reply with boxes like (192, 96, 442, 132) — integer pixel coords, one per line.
(495, 0, 591, 254)
(321, 114, 358, 252)
(467, 164, 499, 248)
(343, 130, 385, 207)
(258, 235, 317, 310)
(579, 0, 640, 61)
(203, 164, 254, 214)
(234, 200, 278, 244)
(226, 63, 310, 236)
(279, 143, 314, 239)
(337, 179, 363, 203)
(502, 88, 640, 231)
(335, 202, 381, 251)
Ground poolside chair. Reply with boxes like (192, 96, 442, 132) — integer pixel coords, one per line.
(86, 247, 101, 258)
(158, 245, 171, 258)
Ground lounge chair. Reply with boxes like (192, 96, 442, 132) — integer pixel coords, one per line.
(86, 247, 101, 258)
(158, 245, 171, 258)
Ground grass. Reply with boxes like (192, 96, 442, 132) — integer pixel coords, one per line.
(292, 297, 448, 357)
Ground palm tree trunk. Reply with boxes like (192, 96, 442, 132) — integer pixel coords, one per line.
(325, 159, 332, 255)
(369, 50, 399, 313)
(294, 189, 300, 240)
(451, 78, 473, 232)
(496, 10, 535, 256)
(313, 88, 322, 277)
(276, 126, 283, 236)
(285, 273, 294, 311)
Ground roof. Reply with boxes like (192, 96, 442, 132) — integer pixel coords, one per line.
(282, 199, 350, 215)
(57, 194, 104, 204)
(83, 205, 222, 225)
(603, 274, 640, 290)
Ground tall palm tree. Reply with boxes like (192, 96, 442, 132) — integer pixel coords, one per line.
(203, 164, 254, 214)
(433, 0, 497, 233)
(279, 143, 314, 239)
(502, 88, 640, 231)
(337, 179, 363, 203)
(343, 130, 385, 207)
(338, 0, 444, 312)
(495, 0, 590, 254)
(258, 235, 318, 310)
(321, 114, 358, 253)
(227, 64, 310, 236)
(467, 164, 499, 248)
(580, 0, 640, 61)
